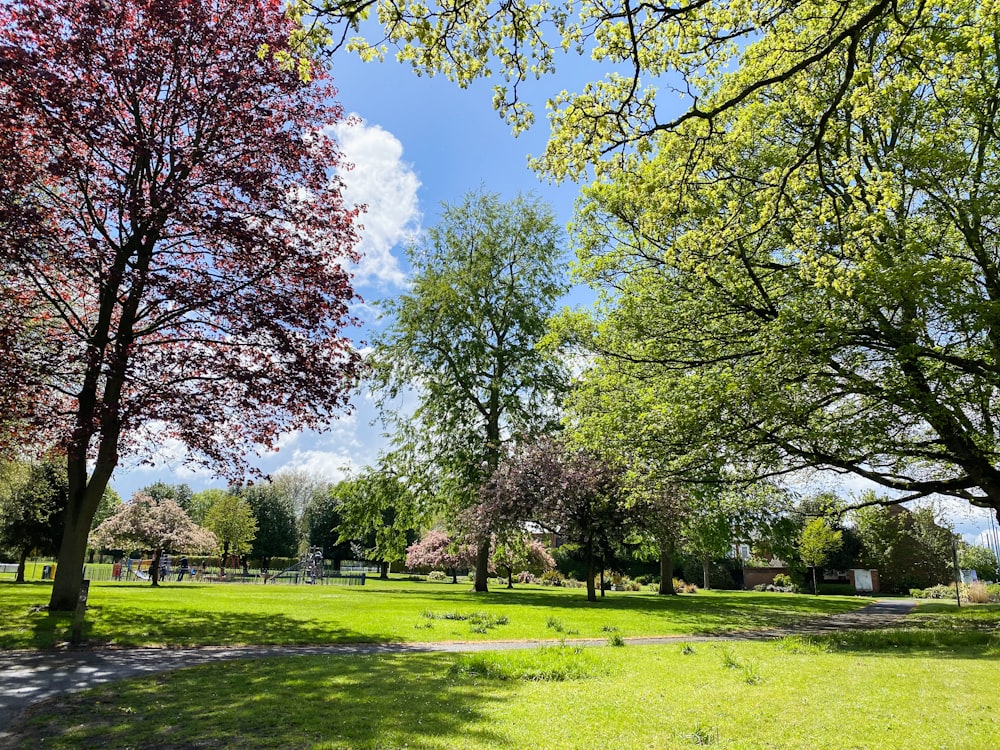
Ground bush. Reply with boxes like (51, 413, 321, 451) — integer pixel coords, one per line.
(427, 570, 448, 581)
(672, 578, 698, 594)
(540, 570, 565, 586)
(910, 584, 957, 600)
(988, 583, 1000, 602)
(515, 571, 537, 584)
(967, 582, 990, 603)
(772, 573, 794, 588)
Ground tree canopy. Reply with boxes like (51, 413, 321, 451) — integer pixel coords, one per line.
(557, 0, 1000, 522)
(0, 0, 363, 609)
(372, 190, 568, 591)
(90, 493, 216, 586)
(203, 492, 258, 576)
(477, 436, 626, 601)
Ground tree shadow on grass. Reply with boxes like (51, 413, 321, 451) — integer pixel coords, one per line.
(82, 603, 385, 648)
(390, 586, 867, 634)
(7, 652, 515, 750)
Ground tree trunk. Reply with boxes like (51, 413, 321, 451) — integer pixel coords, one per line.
(812, 566, 818, 595)
(702, 554, 711, 590)
(49, 456, 115, 611)
(658, 540, 676, 595)
(380, 560, 389, 580)
(600, 566, 606, 598)
(473, 538, 490, 592)
(506, 566, 514, 589)
(150, 548, 162, 587)
(15, 545, 29, 584)
(220, 542, 229, 578)
(585, 546, 597, 602)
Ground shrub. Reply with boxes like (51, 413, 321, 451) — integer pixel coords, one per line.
(427, 570, 447, 581)
(772, 573, 794, 588)
(911, 584, 958, 599)
(753, 583, 767, 592)
(515, 571, 537, 584)
(988, 583, 1000, 602)
(540, 570, 565, 586)
(562, 577, 585, 588)
(967, 582, 990, 604)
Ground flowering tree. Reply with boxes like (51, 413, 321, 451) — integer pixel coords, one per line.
(90, 493, 217, 587)
(0, 0, 363, 610)
(405, 530, 477, 584)
(492, 535, 554, 589)
(478, 437, 626, 602)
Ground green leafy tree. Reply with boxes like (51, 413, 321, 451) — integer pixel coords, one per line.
(556, 1, 1000, 528)
(799, 519, 844, 595)
(271, 470, 333, 521)
(958, 544, 999, 582)
(853, 496, 957, 593)
(331, 466, 420, 579)
(301, 489, 356, 568)
(0, 460, 67, 582)
(188, 489, 228, 526)
(140, 483, 194, 514)
(238, 484, 298, 570)
(295, 0, 914, 185)
(203, 493, 257, 578)
(372, 190, 568, 592)
(623, 477, 689, 595)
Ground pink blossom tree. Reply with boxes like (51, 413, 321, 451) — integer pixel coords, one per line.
(90, 493, 217, 587)
(405, 530, 478, 584)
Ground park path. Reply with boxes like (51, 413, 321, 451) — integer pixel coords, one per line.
(0, 598, 916, 734)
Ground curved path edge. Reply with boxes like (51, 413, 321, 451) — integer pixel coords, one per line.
(0, 598, 916, 734)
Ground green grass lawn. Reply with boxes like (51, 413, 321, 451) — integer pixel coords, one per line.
(0, 578, 871, 649)
(7, 610, 999, 749)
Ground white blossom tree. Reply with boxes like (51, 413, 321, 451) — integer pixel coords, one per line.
(90, 493, 217, 586)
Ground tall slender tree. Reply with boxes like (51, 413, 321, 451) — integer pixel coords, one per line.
(0, 0, 363, 610)
(372, 190, 568, 592)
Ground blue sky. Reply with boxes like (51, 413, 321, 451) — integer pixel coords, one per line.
(110, 49, 1000, 549)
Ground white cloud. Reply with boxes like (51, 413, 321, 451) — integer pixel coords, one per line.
(328, 118, 421, 289)
(277, 448, 358, 483)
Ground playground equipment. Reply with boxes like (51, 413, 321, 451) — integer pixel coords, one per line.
(123, 558, 153, 580)
(266, 547, 327, 584)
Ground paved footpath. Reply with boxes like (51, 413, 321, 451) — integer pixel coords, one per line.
(0, 598, 916, 735)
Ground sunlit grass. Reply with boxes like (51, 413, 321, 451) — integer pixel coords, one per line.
(0, 578, 871, 649)
(7, 631, 998, 749)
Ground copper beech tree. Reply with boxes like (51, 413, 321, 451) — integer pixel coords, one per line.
(0, 0, 364, 610)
